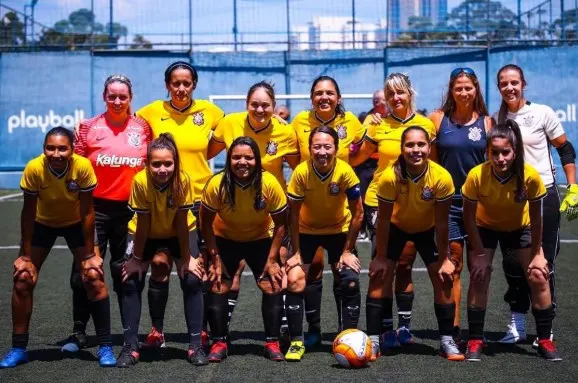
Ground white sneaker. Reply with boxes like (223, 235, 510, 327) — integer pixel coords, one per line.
(498, 312, 527, 344)
(532, 331, 554, 349)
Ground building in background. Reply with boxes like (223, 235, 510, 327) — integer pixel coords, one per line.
(388, 0, 448, 39)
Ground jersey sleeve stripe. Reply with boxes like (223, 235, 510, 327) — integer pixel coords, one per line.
(200, 202, 219, 212)
(285, 151, 300, 156)
(377, 195, 395, 203)
(528, 191, 548, 202)
(128, 205, 149, 213)
(20, 187, 37, 195)
(365, 135, 378, 145)
(462, 194, 478, 202)
(352, 131, 367, 145)
(270, 204, 288, 215)
(79, 184, 98, 192)
(287, 193, 304, 201)
(178, 203, 195, 211)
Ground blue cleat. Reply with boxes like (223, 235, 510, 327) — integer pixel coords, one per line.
(304, 331, 322, 349)
(397, 326, 415, 345)
(0, 348, 28, 369)
(98, 345, 116, 367)
(380, 330, 400, 353)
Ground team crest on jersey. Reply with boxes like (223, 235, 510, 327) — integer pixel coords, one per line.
(514, 187, 528, 203)
(328, 182, 341, 196)
(66, 179, 79, 193)
(523, 115, 535, 127)
(167, 195, 175, 209)
(468, 126, 482, 142)
(336, 124, 347, 140)
(192, 112, 205, 126)
(265, 140, 278, 156)
(255, 195, 267, 211)
(421, 186, 434, 201)
(127, 132, 142, 147)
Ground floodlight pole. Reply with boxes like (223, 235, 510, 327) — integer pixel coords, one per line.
(233, 0, 238, 51)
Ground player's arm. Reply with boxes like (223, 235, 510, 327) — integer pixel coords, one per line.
(462, 199, 483, 255)
(200, 205, 221, 288)
(287, 198, 302, 260)
(344, 189, 363, 253)
(368, 199, 393, 280)
(435, 197, 455, 281)
(174, 210, 190, 259)
(79, 190, 96, 257)
(428, 111, 444, 163)
(349, 139, 376, 167)
(262, 209, 287, 290)
(20, 193, 37, 259)
(133, 212, 150, 261)
(284, 154, 301, 170)
(551, 134, 577, 185)
(529, 198, 544, 260)
(207, 138, 226, 160)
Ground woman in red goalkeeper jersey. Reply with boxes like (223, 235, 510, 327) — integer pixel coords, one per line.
(61, 74, 152, 353)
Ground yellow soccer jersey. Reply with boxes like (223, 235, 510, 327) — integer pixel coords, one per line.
(287, 159, 360, 235)
(292, 110, 366, 163)
(128, 169, 196, 238)
(202, 171, 287, 242)
(136, 99, 225, 200)
(365, 113, 436, 207)
(212, 112, 299, 188)
(377, 161, 454, 234)
(461, 162, 547, 232)
(20, 154, 97, 228)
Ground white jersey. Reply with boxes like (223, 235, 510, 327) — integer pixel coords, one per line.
(492, 102, 565, 187)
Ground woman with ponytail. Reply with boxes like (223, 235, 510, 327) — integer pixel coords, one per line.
(116, 133, 207, 367)
(366, 126, 461, 362)
(462, 120, 560, 362)
(493, 65, 577, 348)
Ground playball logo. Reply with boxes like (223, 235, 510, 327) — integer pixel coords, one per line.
(7, 109, 86, 134)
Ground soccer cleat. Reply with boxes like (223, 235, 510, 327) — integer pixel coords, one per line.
(369, 339, 380, 362)
(188, 345, 209, 366)
(264, 341, 285, 361)
(60, 332, 87, 353)
(532, 331, 554, 349)
(285, 340, 305, 362)
(116, 345, 140, 368)
(0, 348, 28, 369)
(208, 341, 228, 363)
(498, 323, 527, 344)
(144, 327, 166, 348)
(465, 339, 483, 362)
(537, 339, 562, 361)
(97, 345, 116, 367)
(440, 340, 465, 361)
(397, 326, 415, 345)
(304, 331, 322, 349)
(380, 330, 400, 353)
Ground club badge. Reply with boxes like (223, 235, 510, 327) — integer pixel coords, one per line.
(192, 112, 205, 126)
(468, 126, 482, 142)
(66, 179, 79, 193)
(336, 124, 347, 140)
(328, 182, 341, 196)
(523, 115, 535, 127)
(127, 132, 142, 147)
(265, 140, 278, 156)
(421, 186, 434, 201)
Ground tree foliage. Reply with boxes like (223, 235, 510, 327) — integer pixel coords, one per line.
(0, 12, 25, 47)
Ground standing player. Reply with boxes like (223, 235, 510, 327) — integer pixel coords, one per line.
(291, 75, 366, 347)
(284, 126, 363, 362)
(0, 127, 115, 368)
(116, 133, 207, 367)
(136, 61, 224, 348)
(428, 67, 491, 341)
(201, 137, 287, 362)
(367, 126, 461, 361)
(351, 73, 436, 347)
(207, 81, 299, 334)
(61, 74, 151, 352)
(493, 65, 577, 346)
(462, 120, 561, 361)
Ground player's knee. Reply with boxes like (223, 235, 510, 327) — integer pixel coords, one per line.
(527, 268, 549, 287)
(287, 272, 306, 293)
(180, 273, 202, 293)
(258, 278, 275, 294)
(82, 268, 104, 290)
(122, 275, 144, 294)
(339, 268, 360, 297)
(449, 242, 464, 275)
(14, 272, 35, 295)
(150, 257, 171, 280)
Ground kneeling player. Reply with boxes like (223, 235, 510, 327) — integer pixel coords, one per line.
(0, 127, 115, 368)
(367, 126, 462, 362)
(284, 126, 363, 361)
(201, 136, 287, 362)
(462, 120, 561, 362)
(116, 133, 206, 367)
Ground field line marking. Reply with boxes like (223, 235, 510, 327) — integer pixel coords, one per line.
(0, 192, 22, 201)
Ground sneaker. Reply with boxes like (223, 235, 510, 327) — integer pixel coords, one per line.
(285, 340, 305, 362)
(397, 326, 415, 345)
(144, 327, 166, 348)
(440, 339, 465, 361)
(97, 345, 116, 367)
(0, 348, 28, 369)
(537, 339, 562, 361)
(61, 332, 87, 353)
(188, 345, 209, 366)
(465, 339, 483, 362)
(208, 341, 228, 363)
(304, 331, 322, 349)
(498, 323, 527, 344)
(380, 330, 400, 353)
(264, 341, 285, 361)
(532, 331, 554, 349)
(116, 345, 140, 368)
(369, 339, 380, 362)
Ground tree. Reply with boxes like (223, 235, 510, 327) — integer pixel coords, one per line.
(37, 8, 128, 50)
(130, 34, 152, 49)
(447, 0, 520, 41)
(392, 15, 464, 46)
(552, 8, 578, 41)
(0, 11, 25, 47)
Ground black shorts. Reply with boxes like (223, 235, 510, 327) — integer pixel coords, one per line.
(94, 198, 133, 265)
(125, 231, 200, 262)
(215, 236, 274, 282)
(31, 221, 85, 249)
(299, 233, 351, 265)
(385, 224, 438, 265)
(479, 226, 531, 250)
(192, 202, 205, 250)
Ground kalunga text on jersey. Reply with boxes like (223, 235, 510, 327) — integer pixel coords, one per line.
(95, 154, 143, 168)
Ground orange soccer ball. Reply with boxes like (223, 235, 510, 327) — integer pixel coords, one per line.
(332, 329, 372, 368)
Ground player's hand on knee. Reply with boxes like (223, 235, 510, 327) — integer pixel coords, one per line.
(438, 258, 455, 283)
(82, 255, 104, 282)
(285, 251, 303, 273)
(208, 255, 222, 291)
(13, 256, 37, 284)
(468, 251, 490, 283)
(527, 252, 549, 281)
(337, 250, 361, 274)
(368, 257, 387, 280)
(180, 255, 204, 280)
(261, 260, 283, 291)
(122, 255, 145, 282)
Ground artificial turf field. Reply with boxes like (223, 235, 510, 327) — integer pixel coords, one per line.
(0, 190, 577, 383)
